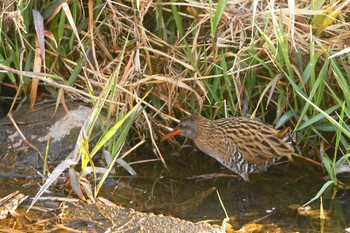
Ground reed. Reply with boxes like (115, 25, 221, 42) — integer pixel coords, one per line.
(0, 0, 349, 204)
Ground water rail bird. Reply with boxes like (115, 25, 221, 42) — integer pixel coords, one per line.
(161, 115, 294, 181)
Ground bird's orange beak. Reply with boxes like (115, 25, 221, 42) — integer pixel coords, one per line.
(161, 129, 181, 142)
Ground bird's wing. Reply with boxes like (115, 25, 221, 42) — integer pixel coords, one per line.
(222, 125, 293, 165)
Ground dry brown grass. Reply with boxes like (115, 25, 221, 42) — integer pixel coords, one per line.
(1, 0, 350, 165)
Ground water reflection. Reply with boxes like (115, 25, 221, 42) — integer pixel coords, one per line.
(101, 146, 350, 232)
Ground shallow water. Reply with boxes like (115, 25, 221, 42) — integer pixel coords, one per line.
(1, 143, 349, 232)
(101, 145, 350, 232)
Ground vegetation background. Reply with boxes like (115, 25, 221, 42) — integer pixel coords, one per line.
(0, 0, 349, 203)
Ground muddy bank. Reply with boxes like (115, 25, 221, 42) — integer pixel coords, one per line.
(64, 200, 222, 233)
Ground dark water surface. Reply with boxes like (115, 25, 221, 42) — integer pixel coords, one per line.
(101, 145, 350, 232)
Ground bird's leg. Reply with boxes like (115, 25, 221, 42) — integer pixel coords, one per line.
(292, 153, 323, 167)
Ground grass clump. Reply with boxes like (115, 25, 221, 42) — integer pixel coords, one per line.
(0, 0, 350, 206)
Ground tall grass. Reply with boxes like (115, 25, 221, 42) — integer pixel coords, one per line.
(0, 0, 349, 205)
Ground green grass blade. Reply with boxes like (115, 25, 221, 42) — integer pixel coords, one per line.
(296, 105, 339, 131)
(170, 1, 184, 37)
(302, 180, 334, 207)
(90, 90, 151, 158)
(295, 90, 350, 139)
(211, 0, 227, 37)
(94, 93, 149, 195)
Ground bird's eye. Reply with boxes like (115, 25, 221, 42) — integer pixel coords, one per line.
(179, 124, 186, 130)
(179, 124, 192, 132)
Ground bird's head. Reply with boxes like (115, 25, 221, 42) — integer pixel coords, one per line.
(161, 115, 206, 141)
